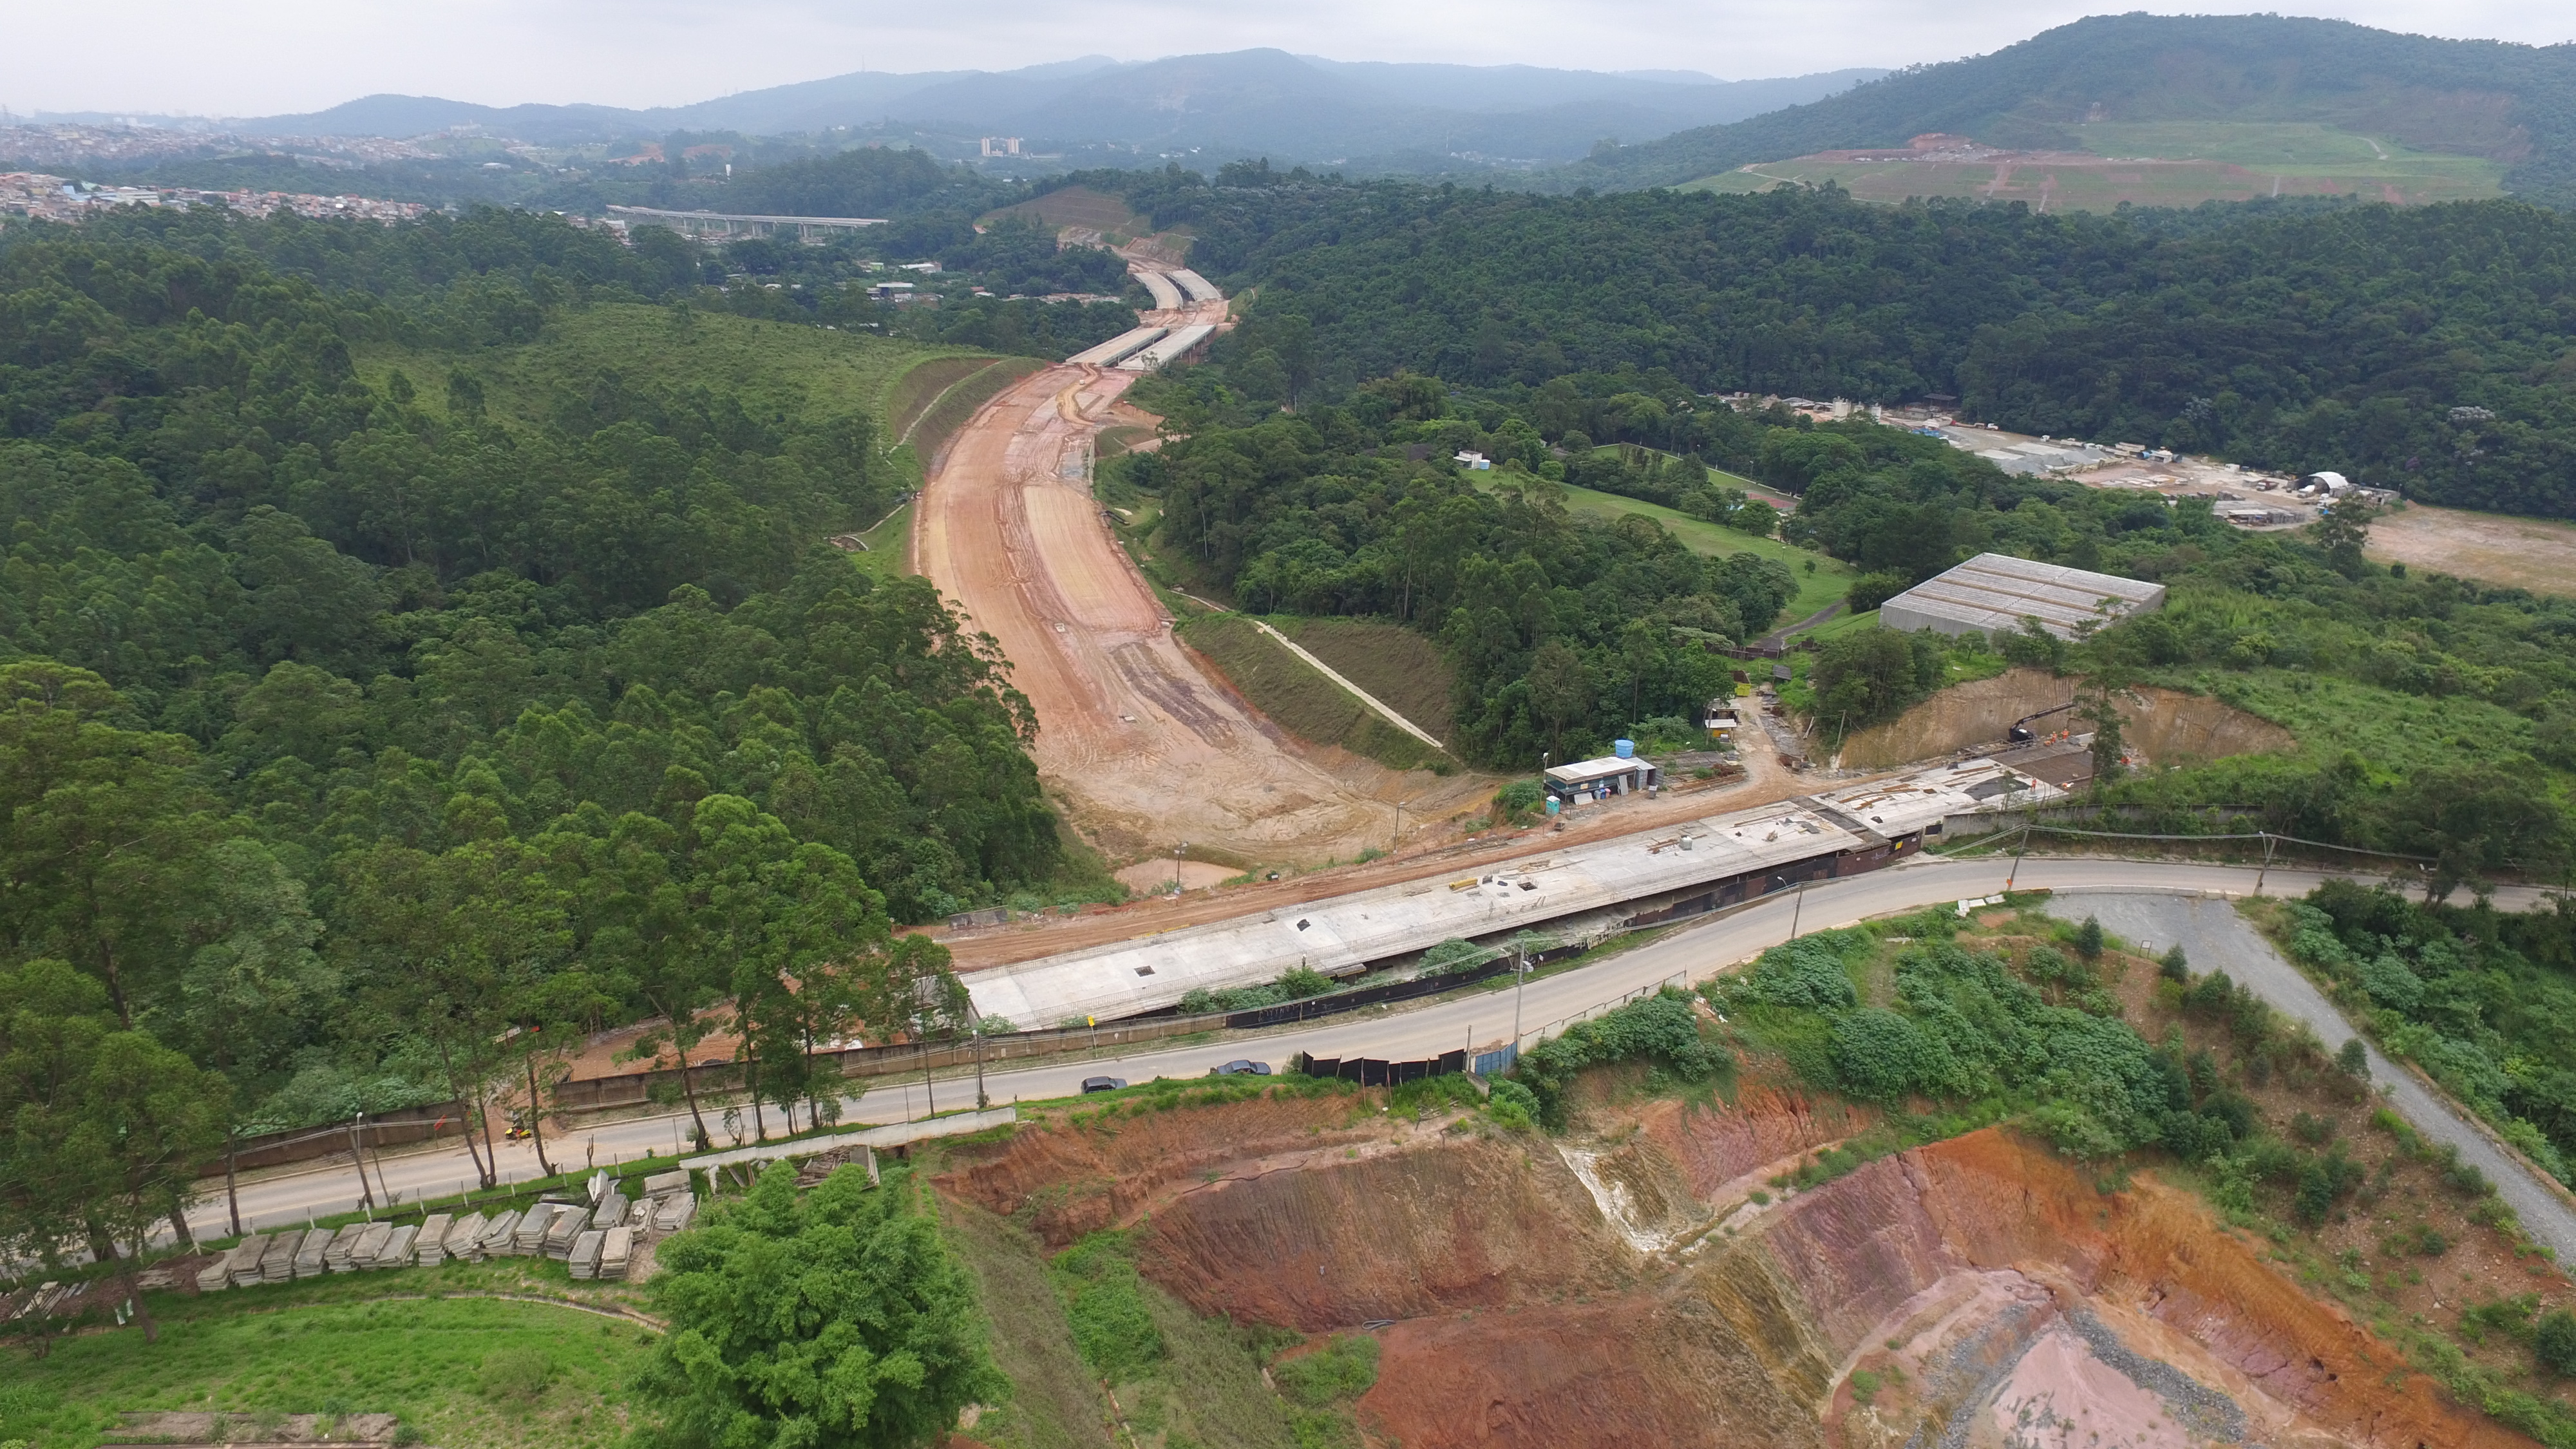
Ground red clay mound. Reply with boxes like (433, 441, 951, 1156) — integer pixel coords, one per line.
(933, 1090, 1376, 1245)
(1363, 1296, 1822, 1449)
(1636, 1086, 1873, 1199)
(1142, 1135, 1634, 1330)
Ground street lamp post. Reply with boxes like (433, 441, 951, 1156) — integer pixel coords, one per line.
(1511, 943, 1527, 1048)
(1770, 875, 1806, 940)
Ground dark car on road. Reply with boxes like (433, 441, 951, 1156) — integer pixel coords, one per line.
(1081, 1076, 1127, 1093)
(1211, 1059, 1271, 1076)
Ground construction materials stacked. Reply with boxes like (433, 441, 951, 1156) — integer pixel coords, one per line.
(222, 1234, 271, 1289)
(371, 1224, 417, 1269)
(321, 1224, 366, 1272)
(258, 1232, 299, 1283)
(592, 1189, 628, 1230)
(348, 1222, 393, 1270)
(543, 1206, 589, 1260)
(441, 1211, 487, 1263)
(292, 1227, 332, 1278)
(205, 1236, 264, 1291)
(511, 1204, 559, 1256)
(475, 1209, 520, 1258)
(566, 1229, 605, 1280)
(413, 1213, 451, 1265)
(652, 1193, 697, 1235)
(599, 1226, 634, 1280)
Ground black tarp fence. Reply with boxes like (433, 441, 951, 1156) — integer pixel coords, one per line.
(1294, 1048, 1470, 1087)
(1224, 938, 1588, 1032)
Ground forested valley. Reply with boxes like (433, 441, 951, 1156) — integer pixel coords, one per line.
(0, 205, 1081, 1252)
(1066, 164, 2576, 519)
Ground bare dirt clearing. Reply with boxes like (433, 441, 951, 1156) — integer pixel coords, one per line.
(2369, 502, 2576, 597)
(913, 365, 1479, 871)
(1837, 668, 2293, 770)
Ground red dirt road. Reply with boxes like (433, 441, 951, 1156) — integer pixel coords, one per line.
(914, 363, 1459, 867)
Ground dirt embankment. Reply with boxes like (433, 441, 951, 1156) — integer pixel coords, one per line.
(1837, 667, 2294, 770)
(936, 1082, 2537, 1449)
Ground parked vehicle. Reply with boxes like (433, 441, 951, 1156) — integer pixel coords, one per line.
(1081, 1076, 1127, 1094)
(1211, 1060, 1272, 1077)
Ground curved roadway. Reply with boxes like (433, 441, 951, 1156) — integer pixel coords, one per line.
(187, 858, 2573, 1258)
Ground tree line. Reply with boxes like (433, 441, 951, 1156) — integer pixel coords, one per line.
(1059, 166, 2576, 519)
(0, 209, 1071, 1265)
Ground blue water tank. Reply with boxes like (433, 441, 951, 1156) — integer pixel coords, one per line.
(1613, 739, 1635, 759)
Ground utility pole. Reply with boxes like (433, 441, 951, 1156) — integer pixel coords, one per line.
(1174, 841, 1187, 893)
(970, 1001, 989, 1111)
(1392, 797, 1403, 855)
(349, 1111, 375, 1215)
(1511, 943, 1528, 1048)
(2005, 822, 2034, 893)
(2253, 831, 2277, 896)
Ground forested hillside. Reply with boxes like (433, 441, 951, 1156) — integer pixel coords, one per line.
(1121, 372, 1797, 765)
(0, 208, 1069, 1200)
(1129, 323, 2576, 889)
(1545, 15, 2576, 205)
(1074, 167, 2576, 518)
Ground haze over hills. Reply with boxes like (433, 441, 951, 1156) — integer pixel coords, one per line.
(220, 50, 1883, 170)
(1550, 14, 2576, 205)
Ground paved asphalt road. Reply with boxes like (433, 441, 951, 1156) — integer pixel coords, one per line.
(187, 857, 2564, 1240)
(2046, 891, 2576, 1267)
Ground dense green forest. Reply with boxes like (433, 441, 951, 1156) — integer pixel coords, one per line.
(0, 207, 1076, 1245)
(1546, 15, 2576, 203)
(1128, 337, 2576, 879)
(1056, 166, 2576, 519)
(1120, 370, 1798, 765)
(2282, 883, 2576, 1182)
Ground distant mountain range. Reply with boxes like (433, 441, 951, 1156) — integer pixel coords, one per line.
(1545, 14, 2576, 205)
(216, 51, 1883, 169)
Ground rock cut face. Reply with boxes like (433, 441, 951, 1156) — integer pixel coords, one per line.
(938, 1090, 2530, 1449)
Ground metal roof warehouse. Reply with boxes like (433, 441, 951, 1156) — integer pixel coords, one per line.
(1879, 553, 2165, 641)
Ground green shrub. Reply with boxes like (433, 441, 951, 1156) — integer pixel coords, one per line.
(1829, 1007, 1944, 1102)
(1512, 990, 1728, 1126)
(1485, 1078, 1540, 1130)
(1274, 1334, 1380, 1407)
(478, 1347, 553, 1401)
(1052, 1233, 1164, 1383)
(2538, 1311, 2576, 1378)
(2159, 945, 2189, 982)
(1740, 935, 1859, 1010)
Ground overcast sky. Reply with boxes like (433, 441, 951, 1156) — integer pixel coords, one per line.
(2, 0, 2570, 118)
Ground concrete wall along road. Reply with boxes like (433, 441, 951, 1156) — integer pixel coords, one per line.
(963, 757, 2060, 1029)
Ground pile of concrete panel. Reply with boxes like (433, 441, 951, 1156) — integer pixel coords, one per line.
(189, 1168, 699, 1293)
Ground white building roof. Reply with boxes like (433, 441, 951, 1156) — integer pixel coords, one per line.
(1880, 553, 2164, 640)
(1544, 756, 1651, 786)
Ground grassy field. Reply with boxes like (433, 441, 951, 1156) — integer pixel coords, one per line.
(890, 355, 1010, 441)
(352, 304, 987, 434)
(1684, 122, 2504, 211)
(2175, 667, 2546, 780)
(940, 1199, 1116, 1449)
(981, 185, 1157, 242)
(907, 357, 1050, 464)
(1535, 479, 1855, 623)
(1179, 614, 1452, 772)
(0, 1264, 652, 1449)
(1272, 617, 1460, 741)
(844, 500, 915, 582)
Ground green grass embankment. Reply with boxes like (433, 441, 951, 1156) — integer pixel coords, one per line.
(0, 1262, 651, 1449)
(1494, 476, 1855, 623)
(1270, 617, 1459, 743)
(905, 357, 1052, 466)
(1179, 615, 1452, 773)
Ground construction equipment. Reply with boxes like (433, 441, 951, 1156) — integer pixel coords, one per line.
(2006, 702, 2079, 744)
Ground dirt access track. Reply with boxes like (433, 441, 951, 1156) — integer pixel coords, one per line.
(913, 269, 1481, 869)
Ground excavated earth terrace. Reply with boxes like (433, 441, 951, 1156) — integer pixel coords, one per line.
(936, 1085, 2531, 1449)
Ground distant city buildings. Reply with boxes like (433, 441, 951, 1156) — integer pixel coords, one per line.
(0, 172, 428, 225)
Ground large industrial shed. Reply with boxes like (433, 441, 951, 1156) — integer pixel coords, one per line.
(1880, 553, 2165, 641)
